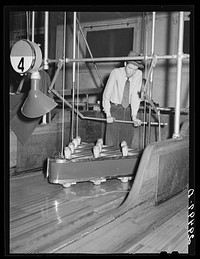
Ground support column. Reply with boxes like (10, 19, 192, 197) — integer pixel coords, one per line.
(173, 12, 184, 138)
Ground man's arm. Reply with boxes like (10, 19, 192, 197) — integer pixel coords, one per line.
(102, 70, 116, 122)
(131, 70, 143, 126)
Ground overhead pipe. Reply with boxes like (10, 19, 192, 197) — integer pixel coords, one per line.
(47, 53, 189, 64)
(173, 12, 185, 138)
(65, 54, 189, 63)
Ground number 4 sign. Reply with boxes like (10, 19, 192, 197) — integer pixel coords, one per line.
(10, 39, 42, 74)
(17, 57, 25, 72)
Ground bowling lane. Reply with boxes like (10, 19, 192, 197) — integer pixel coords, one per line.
(10, 171, 131, 253)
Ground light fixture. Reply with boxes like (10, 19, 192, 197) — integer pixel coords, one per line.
(21, 71, 57, 118)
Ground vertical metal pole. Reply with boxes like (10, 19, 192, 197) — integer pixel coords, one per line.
(158, 110, 161, 141)
(76, 15, 80, 138)
(173, 12, 184, 138)
(44, 11, 49, 70)
(151, 12, 156, 57)
(147, 12, 156, 144)
(61, 12, 66, 157)
(41, 11, 49, 125)
(142, 12, 148, 149)
(71, 12, 77, 140)
(26, 11, 29, 40)
(31, 11, 35, 42)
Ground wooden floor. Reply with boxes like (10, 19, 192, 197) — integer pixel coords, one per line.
(9, 171, 188, 254)
(124, 207, 188, 253)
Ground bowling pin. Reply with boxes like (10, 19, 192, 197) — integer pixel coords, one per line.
(96, 142, 102, 152)
(64, 147, 72, 159)
(76, 136, 81, 145)
(97, 138, 103, 145)
(122, 145, 128, 156)
(68, 142, 75, 154)
(93, 145, 100, 158)
(121, 140, 127, 147)
(72, 138, 78, 149)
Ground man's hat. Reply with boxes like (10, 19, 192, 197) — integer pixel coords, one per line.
(127, 51, 144, 68)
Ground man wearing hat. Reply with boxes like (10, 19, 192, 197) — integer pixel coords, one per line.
(102, 51, 144, 148)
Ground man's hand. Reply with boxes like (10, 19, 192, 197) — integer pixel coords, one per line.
(106, 115, 115, 123)
(132, 116, 142, 127)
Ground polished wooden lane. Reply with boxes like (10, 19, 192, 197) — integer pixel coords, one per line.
(55, 189, 188, 254)
(10, 171, 188, 254)
(124, 206, 188, 253)
(10, 171, 131, 253)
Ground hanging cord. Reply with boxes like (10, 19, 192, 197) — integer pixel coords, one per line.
(61, 12, 67, 158)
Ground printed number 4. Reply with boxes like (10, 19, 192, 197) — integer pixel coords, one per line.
(18, 57, 24, 72)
